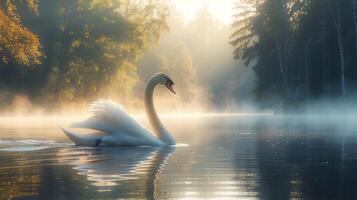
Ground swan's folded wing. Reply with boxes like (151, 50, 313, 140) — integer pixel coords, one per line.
(70, 116, 116, 134)
(73, 100, 150, 136)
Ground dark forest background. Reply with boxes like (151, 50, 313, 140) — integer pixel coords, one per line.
(232, 0, 357, 111)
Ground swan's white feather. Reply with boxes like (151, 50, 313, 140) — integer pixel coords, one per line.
(73, 100, 148, 136)
(88, 100, 126, 117)
(67, 100, 164, 146)
(61, 127, 102, 146)
(70, 116, 116, 134)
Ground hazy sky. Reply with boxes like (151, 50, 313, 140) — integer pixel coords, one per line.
(170, 0, 235, 24)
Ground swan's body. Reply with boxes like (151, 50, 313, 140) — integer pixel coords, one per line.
(61, 73, 176, 146)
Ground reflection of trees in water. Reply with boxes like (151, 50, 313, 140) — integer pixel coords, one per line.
(253, 118, 357, 200)
(0, 164, 40, 199)
(0, 148, 86, 199)
(37, 162, 83, 199)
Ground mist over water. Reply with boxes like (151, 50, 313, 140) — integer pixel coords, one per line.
(1, 114, 357, 199)
(3, 0, 357, 199)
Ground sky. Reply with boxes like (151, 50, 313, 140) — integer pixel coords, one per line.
(169, 0, 236, 24)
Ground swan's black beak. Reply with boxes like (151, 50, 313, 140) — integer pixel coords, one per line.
(165, 81, 176, 94)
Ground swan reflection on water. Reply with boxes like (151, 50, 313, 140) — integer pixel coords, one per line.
(56, 146, 175, 193)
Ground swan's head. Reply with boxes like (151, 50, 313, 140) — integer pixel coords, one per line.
(153, 73, 176, 94)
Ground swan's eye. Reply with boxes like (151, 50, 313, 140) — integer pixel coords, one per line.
(165, 78, 176, 94)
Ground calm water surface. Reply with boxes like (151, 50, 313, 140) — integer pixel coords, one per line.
(1, 114, 357, 199)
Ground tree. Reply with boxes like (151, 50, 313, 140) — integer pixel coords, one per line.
(0, 0, 170, 111)
(231, 0, 357, 109)
(0, 0, 42, 65)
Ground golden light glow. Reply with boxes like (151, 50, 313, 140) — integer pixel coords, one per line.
(170, 0, 236, 24)
(0, 112, 273, 129)
(135, 112, 272, 118)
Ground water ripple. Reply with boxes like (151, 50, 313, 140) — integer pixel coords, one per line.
(0, 139, 71, 152)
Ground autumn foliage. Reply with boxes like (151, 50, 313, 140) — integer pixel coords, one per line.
(0, 0, 42, 65)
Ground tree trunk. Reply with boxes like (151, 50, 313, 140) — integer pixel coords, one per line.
(353, 0, 357, 79)
(276, 40, 290, 97)
(304, 42, 310, 98)
(329, 0, 346, 98)
(274, 0, 290, 98)
(322, 7, 328, 95)
(336, 1, 346, 98)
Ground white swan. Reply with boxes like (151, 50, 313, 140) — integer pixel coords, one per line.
(60, 73, 176, 146)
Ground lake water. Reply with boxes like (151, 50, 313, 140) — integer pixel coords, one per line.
(1, 114, 357, 199)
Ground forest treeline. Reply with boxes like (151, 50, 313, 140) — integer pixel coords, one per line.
(232, 0, 357, 109)
(0, 0, 169, 112)
(0, 0, 252, 113)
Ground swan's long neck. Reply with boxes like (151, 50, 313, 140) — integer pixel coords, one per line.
(145, 78, 176, 145)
